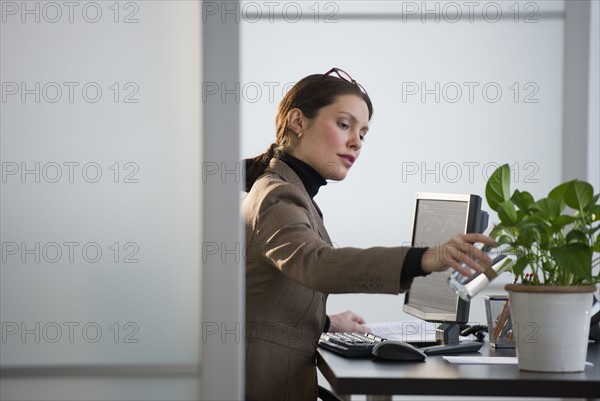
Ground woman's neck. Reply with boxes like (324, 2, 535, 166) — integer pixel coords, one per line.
(278, 153, 326, 198)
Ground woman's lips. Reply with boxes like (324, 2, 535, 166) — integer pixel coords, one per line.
(338, 154, 355, 167)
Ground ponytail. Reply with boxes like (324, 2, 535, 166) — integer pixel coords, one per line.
(244, 143, 281, 192)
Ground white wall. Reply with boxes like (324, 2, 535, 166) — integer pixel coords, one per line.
(240, 1, 573, 326)
(1, 1, 202, 400)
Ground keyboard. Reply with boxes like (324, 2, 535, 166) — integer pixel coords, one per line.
(318, 332, 484, 358)
(318, 332, 386, 357)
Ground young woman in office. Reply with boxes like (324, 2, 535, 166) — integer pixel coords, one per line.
(242, 68, 494, 401)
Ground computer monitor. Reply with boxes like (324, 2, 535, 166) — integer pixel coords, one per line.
(403, 192, 488, 345)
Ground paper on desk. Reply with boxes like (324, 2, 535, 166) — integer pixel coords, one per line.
(365, 320, 438, 342)
(444, 356, 594, 366)
(443, 356, 519, 364)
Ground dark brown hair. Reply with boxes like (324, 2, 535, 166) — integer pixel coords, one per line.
(244, 72, 373, 192)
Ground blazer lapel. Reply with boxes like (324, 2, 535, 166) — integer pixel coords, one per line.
(268, 158, 332, 244)
(311, 201, 331, 243)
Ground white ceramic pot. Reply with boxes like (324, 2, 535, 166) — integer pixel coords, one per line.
(505, 284, 596, 372)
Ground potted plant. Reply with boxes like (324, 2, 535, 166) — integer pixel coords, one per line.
(485, 163, 600, 372)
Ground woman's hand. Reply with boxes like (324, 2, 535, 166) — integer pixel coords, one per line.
(328, 310, 370, 333)
(421, 233, 495, 276)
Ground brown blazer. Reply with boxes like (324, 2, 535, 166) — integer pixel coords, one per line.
(243, 158, 414, 400)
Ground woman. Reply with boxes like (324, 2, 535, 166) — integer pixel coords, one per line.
(243, 68, 493, 400)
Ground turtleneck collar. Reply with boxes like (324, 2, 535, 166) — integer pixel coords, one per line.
(278, 153, 327, 198)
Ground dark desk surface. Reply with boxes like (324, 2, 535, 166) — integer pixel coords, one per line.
(318, 342, 600, 398)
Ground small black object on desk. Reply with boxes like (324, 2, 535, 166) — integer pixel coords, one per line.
(371, 341, 426, 361)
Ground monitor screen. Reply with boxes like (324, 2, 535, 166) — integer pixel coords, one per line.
(403, 193, 487, 324)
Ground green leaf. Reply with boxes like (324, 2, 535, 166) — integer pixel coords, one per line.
(486, 164, 511, 211)
(519, 216, 551, 231)
(538, 230, 552, 250)
(516, 228, 541, 247)
(565, 181, 594, 210)
(497, 200, 518, 225)
(490, 225, 505, 238)
(549, 181, 570, 212)
(594, 234, 600, 253)
(553, 214, 577, 229)
(511, 190, 535, 213)
(511, 257, 529, 278)
(565, 230, 588, 245)
(534, 198, 560, 220)
(543, 260, 555, 272)
(518, 217, 551, 249)
(590, 204, 600, 222)
(496, 235, 514, 247)
(550, 244, 593, 281)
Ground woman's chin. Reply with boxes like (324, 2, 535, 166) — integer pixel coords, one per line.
(329, 170, 349, 181)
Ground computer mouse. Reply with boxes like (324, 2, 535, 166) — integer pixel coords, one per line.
(372, 340, 427, 362)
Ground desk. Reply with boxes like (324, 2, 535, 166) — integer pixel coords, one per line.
(318, 342, 600, 400)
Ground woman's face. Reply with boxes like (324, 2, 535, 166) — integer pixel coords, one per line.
(289, 94, 370, 181)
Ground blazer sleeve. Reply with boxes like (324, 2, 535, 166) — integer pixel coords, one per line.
(247, 181, 412, 295)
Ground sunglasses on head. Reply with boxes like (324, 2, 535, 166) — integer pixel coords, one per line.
(323, 67, 369, 97)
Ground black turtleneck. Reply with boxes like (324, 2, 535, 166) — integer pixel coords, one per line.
(276, 153, 428, 332)
(278, 153, 326, 198)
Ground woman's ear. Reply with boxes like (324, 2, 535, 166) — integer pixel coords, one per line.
(286, 108, 305, 137)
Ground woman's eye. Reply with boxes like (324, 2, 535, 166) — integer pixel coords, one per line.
(359, 135, 366, 142)
(339, 122, 349, 130)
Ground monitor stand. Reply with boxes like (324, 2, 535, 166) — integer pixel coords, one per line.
(418, 323, 483, 355)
